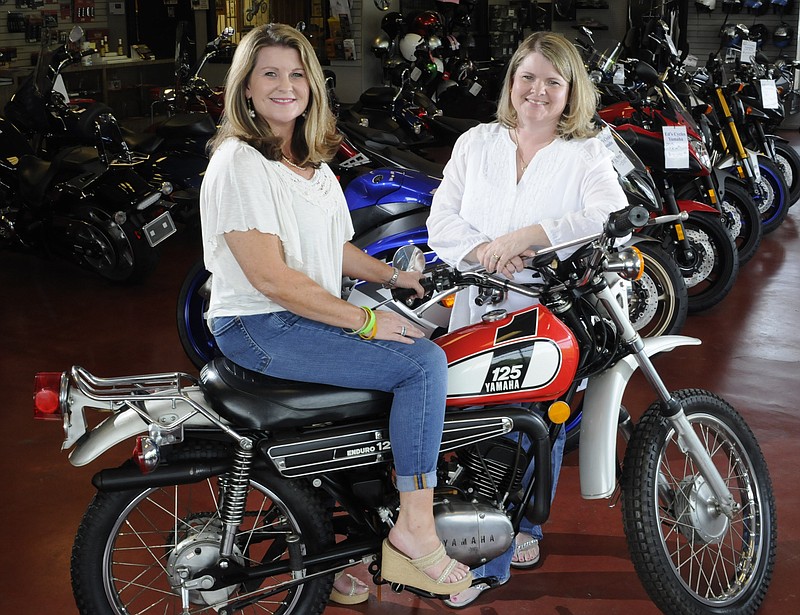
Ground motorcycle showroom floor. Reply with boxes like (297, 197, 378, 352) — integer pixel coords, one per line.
(3, 139, 800, 615)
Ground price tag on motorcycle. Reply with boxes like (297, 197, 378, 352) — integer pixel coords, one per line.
(662, 125, 689, 169)
(741, 40, 757, 63)
(760, 79, 780, 109)
(597, 127, 635, 177)
(613, 66, 626, 85)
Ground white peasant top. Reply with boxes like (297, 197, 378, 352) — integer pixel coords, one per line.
(200, 138, 353, 320)
(427, 122, 627, 330)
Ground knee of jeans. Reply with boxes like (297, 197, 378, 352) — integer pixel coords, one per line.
(416, 339, 448, 376)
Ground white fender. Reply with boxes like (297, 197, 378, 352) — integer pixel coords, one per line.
(715, 149, 761, 181)
(68, 389, 223, 467)
(578, 335, 701, 499)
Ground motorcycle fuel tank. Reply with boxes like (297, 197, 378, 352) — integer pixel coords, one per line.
(343, 168, 436, 211)
(436, 305, 579, 407)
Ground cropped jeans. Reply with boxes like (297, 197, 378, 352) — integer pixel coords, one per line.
(470, 426, 566, 584)
(208, 311, 448, 492)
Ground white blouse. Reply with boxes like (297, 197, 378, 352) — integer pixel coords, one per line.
(200, 138, 353, 320)
(427, 122, 627, 329)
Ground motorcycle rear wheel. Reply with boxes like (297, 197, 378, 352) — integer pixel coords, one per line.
(71, 463, 334, 615)
(74, 206, 159, 283)
(621, 389, 777, 615)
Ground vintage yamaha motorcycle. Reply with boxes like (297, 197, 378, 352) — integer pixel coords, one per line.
(34, 205, 775, 615)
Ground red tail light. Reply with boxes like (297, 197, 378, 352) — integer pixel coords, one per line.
(33, 372, 64, 420)
(133, 436, 160, 474)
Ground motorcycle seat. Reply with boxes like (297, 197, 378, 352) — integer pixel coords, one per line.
(359, 86, 397, 109)
(122, 129, 165, 155)
(157, 112, 217, 138)
(200, 357, 392, 430)
(17, 155, 57, 204)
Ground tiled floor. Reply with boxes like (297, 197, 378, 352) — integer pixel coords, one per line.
(3, 146, 799, 614)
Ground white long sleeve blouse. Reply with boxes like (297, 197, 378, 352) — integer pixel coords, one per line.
(427, 122, 627, 329)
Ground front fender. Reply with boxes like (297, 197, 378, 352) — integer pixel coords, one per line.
(578, 335, 701, 499)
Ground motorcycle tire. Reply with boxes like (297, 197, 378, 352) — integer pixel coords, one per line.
(177, 258, 217, 369)
(621, 389, 777, 615)
(753, 155, 790, 234)
(71, 459, 335, 615)
(75, 206, 159, 283)
(628, 242, 688, 339)
(771, 140, 800, 207)
(677, 181, 762, 267)
(650, 212, 739, 314)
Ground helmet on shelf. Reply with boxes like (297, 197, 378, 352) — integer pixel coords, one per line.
(720, 23, 743, 46)
(749, 23, 769, 47)
(722, 0, 743, 12)
(399, 32, 425, 62)
(381, 11, 404, 40)
(695, 0, 716, 11)
(407, 10, 444, 37)
(371, 32, 391, 57)
(773, 22, 794, 48)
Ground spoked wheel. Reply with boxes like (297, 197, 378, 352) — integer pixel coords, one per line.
(628, 243, 688, 338)
(75, 207, 158, 283)
(71, 464, 334, 615)
(177, 259, 217, 369)
(621, 390, 777, 615)
(753, 156, 790, 233)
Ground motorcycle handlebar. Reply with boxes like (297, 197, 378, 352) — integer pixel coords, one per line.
(605, 205, 650, 237)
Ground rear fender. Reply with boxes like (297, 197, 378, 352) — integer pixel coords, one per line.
(67, 388, 224, 467)
(578, 335, 701, 499)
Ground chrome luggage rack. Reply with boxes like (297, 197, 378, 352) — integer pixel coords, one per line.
(68, 365, 244, 442)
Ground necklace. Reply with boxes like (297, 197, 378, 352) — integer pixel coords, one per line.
(513, 128, 529, 173)
(281, 154, 307, 171)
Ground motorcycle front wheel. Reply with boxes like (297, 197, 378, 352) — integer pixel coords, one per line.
(71, 464, 334, 615)
(771, 140, 800, 207)
(753, 155, 790, 233)
(621, 389, 777, 615)
(628, 242, 688, 339)
(655, 212, 739, 314)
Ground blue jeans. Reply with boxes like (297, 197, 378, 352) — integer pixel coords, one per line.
(208, 311, 448, 492)
(470, 426, 566, 584)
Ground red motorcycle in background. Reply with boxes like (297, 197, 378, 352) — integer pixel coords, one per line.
(34, 205, 775, 615)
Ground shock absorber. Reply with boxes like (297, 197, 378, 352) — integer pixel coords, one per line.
(219, 438, 254, 558)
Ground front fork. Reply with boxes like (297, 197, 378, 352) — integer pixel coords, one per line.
(595, 284, 739, 517)
(661, 180, 695, 260)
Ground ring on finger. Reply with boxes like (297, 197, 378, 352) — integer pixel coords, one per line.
(492, 253, 501, 260)
(400, 325, 407, 337)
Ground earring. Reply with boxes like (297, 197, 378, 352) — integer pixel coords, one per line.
(247, 98, 256, 119)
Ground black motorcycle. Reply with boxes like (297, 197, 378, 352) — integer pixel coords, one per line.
(0, 27, 175, 282)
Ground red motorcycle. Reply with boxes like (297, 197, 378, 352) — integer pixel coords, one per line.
(598, 61, 746, 313)
(34, 205, 775, 615)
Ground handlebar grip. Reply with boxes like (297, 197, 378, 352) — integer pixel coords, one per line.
(391, 276, 435, 303)
(605, 206, 650, 237)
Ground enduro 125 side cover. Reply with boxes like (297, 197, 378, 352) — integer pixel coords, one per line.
(437, 305, 579, 407)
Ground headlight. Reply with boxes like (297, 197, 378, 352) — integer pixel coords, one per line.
(689, 136, 712, 169)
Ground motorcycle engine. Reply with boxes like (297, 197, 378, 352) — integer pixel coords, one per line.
(433, 496, 514, 566)
(433, 439, 529, 566)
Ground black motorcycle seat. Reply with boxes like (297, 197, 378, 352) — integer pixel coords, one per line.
(18, 147, 105, 204)
(122, 129, 165, 155)
(74, 103, 114, 140)
(359, 86, 397, 109)
(200, 357, 392, 431)
(157, 113, 217, 138)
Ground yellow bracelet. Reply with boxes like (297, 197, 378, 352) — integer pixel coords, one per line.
(344, 306, 372, 335)
(359, 321, 378, 340)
